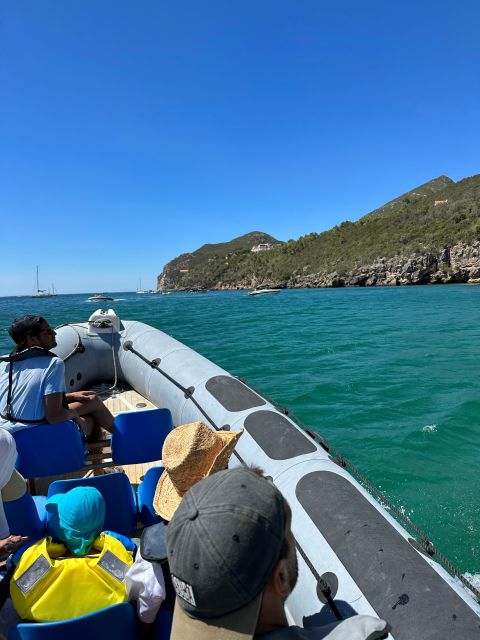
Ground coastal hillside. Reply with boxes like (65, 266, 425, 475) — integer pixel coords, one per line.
(364, 175, 454, 220)
(157, 173, 480, 289)
(157, 231, 281, 290)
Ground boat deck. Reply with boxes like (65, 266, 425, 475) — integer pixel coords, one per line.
(96, 384, 163, 487)
(33, 385, 163, 495)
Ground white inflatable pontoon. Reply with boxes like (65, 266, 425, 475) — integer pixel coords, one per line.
(51, 308, 480, 639)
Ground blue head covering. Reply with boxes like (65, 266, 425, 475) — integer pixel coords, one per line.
(45, 486, 106, 555)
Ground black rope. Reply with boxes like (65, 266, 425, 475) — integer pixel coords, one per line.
(305, 428, 480, 601)
(236, 377, 480, 603)
(123, 341, 247, 465)
(295, 539, 343, 620)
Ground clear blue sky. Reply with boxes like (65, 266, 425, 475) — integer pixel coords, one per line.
(1, 1, 479, 295)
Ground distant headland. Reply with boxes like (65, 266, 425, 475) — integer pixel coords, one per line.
(157, 173, 480, 290)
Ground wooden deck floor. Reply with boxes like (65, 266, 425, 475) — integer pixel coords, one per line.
(98, 384, 163, 487)
(33, 385, 164, 494)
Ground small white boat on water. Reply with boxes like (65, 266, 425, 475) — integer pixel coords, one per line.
(31, 266, 55, 298)
(33, 307, 479, 639)
(249, 288, 281, 296)
(87, 293, 114, 301)
(136, 278, 149, 294)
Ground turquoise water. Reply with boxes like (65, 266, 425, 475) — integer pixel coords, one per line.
(1, 286, 479, 575)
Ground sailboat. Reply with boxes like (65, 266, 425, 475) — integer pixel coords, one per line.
(31, 266, 54, 298)
(136, 278, 148, 294)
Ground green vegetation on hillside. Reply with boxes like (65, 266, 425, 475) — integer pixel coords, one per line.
(160, 232, 281, 289)
(158, 174, 480, 289)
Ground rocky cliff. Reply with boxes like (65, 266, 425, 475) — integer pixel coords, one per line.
(205, 242, 480, 289)
(156, 173, 480, 290)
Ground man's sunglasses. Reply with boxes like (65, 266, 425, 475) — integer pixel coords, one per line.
(37, 326, 55, 336)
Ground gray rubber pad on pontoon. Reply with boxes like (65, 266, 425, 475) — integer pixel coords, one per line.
(206, 375, 266, 411)
(244, 410, 316, 459)
(296, 471, 480, 639)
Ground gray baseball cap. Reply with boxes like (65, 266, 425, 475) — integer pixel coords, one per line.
(166, 467, 286, 640)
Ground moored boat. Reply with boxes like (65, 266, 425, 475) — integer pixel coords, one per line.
(136, 278, 149, 294)
(87, 294, 114, 301)
(249, 288, 280, 296)
(44, 308, 480, 638)
(31, 266, 54, 298)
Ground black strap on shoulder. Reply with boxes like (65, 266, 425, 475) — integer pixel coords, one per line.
(1, 347, 56, 424)
(0, 412, 47, 424)
(4, 359, 16, 422)
(0, 347, 57, 364)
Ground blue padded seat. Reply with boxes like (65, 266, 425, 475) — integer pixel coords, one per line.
(153, 605, 173, 640)
(47, 473, 137, 537)
(112, 408, 173, 466)
(13, 421, 86, 478)
(137, 466, 165, 527)
(9, 603, 141, 640)
(4, 493, 47, 538)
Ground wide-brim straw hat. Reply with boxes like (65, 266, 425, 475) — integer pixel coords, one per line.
(153, 421, 243, 521)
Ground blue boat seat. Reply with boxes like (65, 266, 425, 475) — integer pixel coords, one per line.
(112, 408, 173, 466)
(153, 605, 173, 639)
(137, 466, 165, 527)
(47, 473, 138, 537)
(13, 421, 86, 478)
(4, 492, 47, 538)
(9, 603, 142, 640)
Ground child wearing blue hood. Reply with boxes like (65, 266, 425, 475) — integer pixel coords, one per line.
(10, 486, 135, 622)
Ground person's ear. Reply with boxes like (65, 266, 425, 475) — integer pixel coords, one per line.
(26, 334, 40, 348)
(270, 559, 291, 599)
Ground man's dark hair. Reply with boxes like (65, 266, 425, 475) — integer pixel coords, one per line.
(8, 316, 46, 351)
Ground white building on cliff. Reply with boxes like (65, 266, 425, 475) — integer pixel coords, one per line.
(251, 243, 275, 253)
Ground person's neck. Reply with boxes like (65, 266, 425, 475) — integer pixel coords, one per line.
(255, 595, 288, 637)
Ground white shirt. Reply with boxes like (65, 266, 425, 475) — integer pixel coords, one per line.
(126, 553, 166, 623)
(0, 355, 65, 432)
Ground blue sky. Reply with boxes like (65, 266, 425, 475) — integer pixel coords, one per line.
(1, 1, 479, 295)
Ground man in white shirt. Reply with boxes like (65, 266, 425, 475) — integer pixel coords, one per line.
(0, 316, 114, 438)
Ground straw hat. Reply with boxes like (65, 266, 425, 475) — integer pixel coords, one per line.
(153, 421, 243, 521)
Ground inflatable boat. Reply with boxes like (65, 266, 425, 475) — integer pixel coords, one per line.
(48, 308, 480, 639)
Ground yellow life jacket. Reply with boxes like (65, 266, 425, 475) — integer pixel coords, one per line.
(10, 533, 134, 622)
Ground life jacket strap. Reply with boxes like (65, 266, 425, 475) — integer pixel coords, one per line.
(0, 412, 47, 424)
(0, 347, 55, 424)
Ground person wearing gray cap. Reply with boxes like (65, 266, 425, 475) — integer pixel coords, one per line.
(166, 467, 390, 640)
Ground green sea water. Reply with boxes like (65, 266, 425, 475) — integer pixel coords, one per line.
(1, 285, 479, 577)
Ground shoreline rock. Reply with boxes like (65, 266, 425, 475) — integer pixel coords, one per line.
(157, 241, 480, 291)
